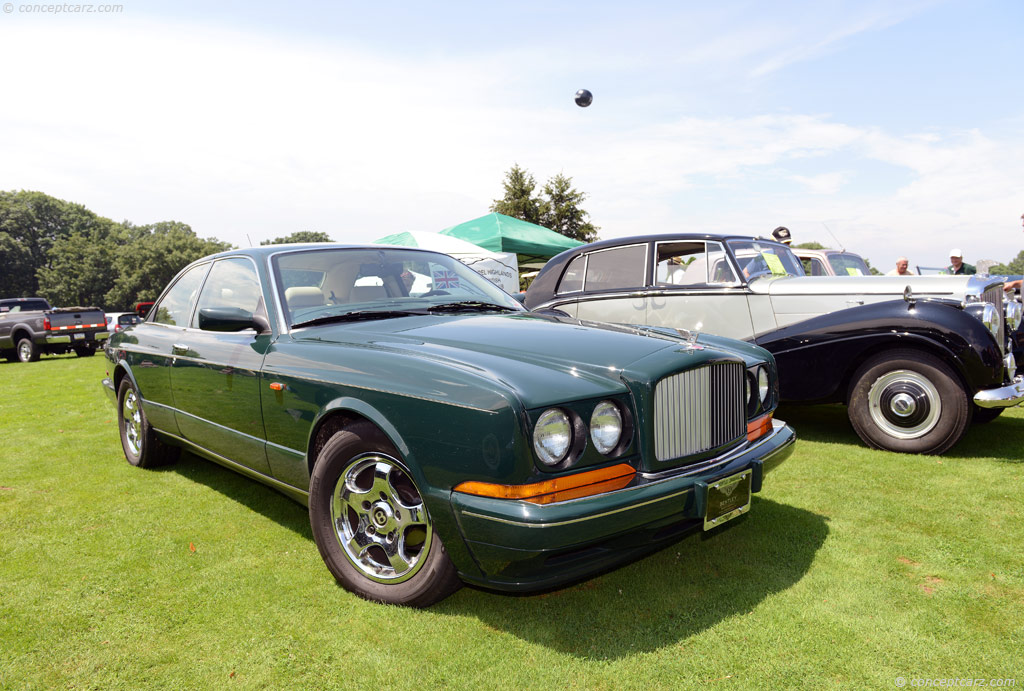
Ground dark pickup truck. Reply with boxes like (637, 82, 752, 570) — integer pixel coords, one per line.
(0, 298, 108, 363)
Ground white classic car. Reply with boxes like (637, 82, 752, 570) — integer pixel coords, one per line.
(525, 234, 1024, 455)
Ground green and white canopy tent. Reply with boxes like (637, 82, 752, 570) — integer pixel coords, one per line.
(373, 230, 520, 294)
(439, 213, 585, 269)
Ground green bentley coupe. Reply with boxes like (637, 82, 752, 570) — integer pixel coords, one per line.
(102, 244, 795, 606)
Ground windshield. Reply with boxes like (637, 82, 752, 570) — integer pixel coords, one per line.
(273, 247, 525, 327)
(725, 240, 805, 280)
(827, 252, 871, 276)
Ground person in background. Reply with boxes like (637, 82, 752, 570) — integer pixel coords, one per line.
(945, 248, 976, 275)
(771, 226, 792, 245)
(886, 256, 916, 276)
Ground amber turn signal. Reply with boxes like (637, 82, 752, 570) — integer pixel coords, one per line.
(454, 463, 636, 505)
(747, 413, 773, 442)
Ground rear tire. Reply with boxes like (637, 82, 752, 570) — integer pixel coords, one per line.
(16, 338, 39, 363)
(848, 349, 969, 455)
(308, 421, 461, 607)
(117, 378, 179, 468)
(74, 344, 97, 357)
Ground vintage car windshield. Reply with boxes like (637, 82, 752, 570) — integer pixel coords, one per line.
(726, 240, 805, 280)
(273, 247, 525, 327)
(827, 252, 871, 276)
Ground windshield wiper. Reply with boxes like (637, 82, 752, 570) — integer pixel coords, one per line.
(292, 310, 424, 328)
(426, 301, 521, 314)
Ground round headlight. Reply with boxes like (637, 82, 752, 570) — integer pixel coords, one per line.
(1005, 300, 1022, 331)
(533, 408, 572, 466)
(758, 366, 770, 404)
(745, 370, 758, 415)
(590, 401, 623, 455)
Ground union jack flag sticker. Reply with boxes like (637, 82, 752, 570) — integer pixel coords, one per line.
(432, 270, 460, 290)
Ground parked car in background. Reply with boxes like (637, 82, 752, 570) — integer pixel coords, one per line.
(105, 312, 141, 333)
(102, 244, 794, 606)
(792, 248, 871, 276)
(524, 234, 1024, 455)
(0, 297, 108, 362)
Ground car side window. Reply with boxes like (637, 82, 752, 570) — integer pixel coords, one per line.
(582, 245, 647, 292)
(192, 258, 262, 328)
(556, 255, 586, 294)
(151, 263, 210, 327)
(655, 241, 736, 286)
(804, 258, 827, 276)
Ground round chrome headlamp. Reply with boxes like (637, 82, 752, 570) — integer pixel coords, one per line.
(590, 401, 623, 455)
(1005, 300, 1022, 331)
(757, 366, 770, 404)
(533, 408, 572, 466)
(745, 369, 759, 415)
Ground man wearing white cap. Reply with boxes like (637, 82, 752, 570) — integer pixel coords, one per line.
(945, 248, 975, 275)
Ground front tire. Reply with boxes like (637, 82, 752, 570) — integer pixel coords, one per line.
(848, 349, 969, 455)
(74, 345, 96, 357)
(117, 378, 179, 468)
(16, 338, 39, 363)
(308, 421, 461, 607)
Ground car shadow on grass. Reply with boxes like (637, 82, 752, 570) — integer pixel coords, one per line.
(440, 498, 828, 660)
(774, 403, 861, 446)
(167, 450, 313, 539)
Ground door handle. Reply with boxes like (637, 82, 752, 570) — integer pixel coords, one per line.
(172, 343, 189, 355)
(846, 299, 864, 307)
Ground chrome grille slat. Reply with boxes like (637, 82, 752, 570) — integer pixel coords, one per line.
(654, 362, 745, 462)
(982, 286, 1006, 351)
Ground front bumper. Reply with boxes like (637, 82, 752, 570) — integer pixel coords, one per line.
(974, 375, 1024, 409)
(450, 419, 796, 592)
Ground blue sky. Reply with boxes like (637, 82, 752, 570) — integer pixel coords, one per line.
(1, 0, 1021, 270)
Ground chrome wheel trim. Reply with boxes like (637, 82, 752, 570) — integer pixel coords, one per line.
(867, 369, 941, 439)
(18, 341, 32, 362)
(122, 388, 143, 457)
(330, 453, 432, 584)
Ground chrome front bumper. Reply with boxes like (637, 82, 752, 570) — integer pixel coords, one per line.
(974, 375, 1024, 409)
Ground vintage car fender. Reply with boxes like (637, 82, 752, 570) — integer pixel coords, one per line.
(754, 298, 1004, 404)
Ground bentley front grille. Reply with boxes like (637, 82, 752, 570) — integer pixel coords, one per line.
(654, 362, 745, 462)
(981, 286, 1006, 352)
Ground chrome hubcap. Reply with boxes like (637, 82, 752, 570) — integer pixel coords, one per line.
(330, 454, 431, 584)
(18, 342, 31, 361)
(122, 389, 143, 456)
(868, 370, 941, 439)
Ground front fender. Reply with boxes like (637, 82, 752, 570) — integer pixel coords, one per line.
(754, 299, 1003, 403)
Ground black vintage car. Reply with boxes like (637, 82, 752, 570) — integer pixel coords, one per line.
(524, 233, 1024, 455)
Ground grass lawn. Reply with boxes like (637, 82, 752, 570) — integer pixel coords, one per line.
(1, 355, 1022, 688)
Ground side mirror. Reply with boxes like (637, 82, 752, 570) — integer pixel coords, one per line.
(198, 307, 269, 333)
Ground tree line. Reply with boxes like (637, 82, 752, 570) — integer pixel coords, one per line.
(0, 190, 335, 310)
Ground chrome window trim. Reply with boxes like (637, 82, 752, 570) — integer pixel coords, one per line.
(555, 253, 588, 296)
(148, 260, 214, 328)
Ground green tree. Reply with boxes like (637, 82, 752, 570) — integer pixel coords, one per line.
(794, 241, 827, 250)
(489, 164, 541, 225)
(539, 173, 598, 243)
(105, 222, 232, 310)
(989, 250, 1024, 274)
(260, 231, 333, 245)
(37, 217, 125, 307)
(0, 190, 99, 296)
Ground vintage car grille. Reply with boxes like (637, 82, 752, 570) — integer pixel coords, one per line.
(981, 285, 1006, 351)
(654, 362, 745, 462)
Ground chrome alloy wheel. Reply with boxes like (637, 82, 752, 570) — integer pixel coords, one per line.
(330, 454, 432, 584)
(867, 369, 941, 439)
(18, 340, 33, 362)
(122, 388, 143, 456)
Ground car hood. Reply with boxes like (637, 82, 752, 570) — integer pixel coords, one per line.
(291, 312, 739, 408)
